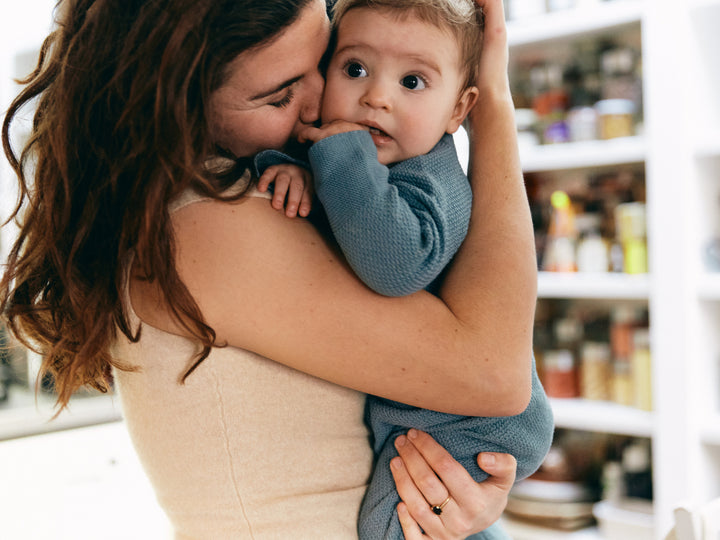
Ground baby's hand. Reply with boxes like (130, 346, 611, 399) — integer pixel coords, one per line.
(257, 163, 313, 218)
(298, 120, 367, 144)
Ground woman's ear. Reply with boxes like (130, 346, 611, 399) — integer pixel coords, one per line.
(446, 86, 479, 134)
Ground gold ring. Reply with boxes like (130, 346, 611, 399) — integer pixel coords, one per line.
(431, 496, 451, 515)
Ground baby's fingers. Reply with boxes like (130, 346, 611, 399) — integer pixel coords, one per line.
(281, 168, 310, 217)
(257, 168, 276, 193)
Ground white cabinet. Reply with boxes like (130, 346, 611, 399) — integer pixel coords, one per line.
(506, 0, 720, 537)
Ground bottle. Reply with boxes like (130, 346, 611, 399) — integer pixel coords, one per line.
(632, 328, 652, 411)
(615, 202, 648, 274)
(601, 460, 625, 503)
(611, 360, 633, 406)
(610, 306, 637, 406)
(576, 214, 609, 272)
(542, 191, 578, 272)
(543, 350, 579, 398)
(622, 441, 653, 500)
(580, 342, 611, 401)
(567, 105, 599, 142)
(596, 99, 636, 139)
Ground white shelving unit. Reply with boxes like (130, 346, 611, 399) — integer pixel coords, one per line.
(508, 1, 720, 539)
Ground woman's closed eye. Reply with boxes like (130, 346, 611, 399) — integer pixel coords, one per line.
(269, 88, 295, 108)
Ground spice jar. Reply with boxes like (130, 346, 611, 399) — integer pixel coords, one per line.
(595, 99, 635, 139)
(580, 342, 611, 401)
(543, 350, 579, 398)
(615, 202, 648, 274)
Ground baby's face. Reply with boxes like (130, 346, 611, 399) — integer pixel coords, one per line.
(322, 7, 470, 165)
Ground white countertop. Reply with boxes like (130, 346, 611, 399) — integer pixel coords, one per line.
(0, 421, 171, 540)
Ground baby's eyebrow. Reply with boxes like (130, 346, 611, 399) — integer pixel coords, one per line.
(405, 54, 442, 76)
(250, 75, 303, 101)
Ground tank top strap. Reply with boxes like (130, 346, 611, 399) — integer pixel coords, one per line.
(168, 170, 270, 214)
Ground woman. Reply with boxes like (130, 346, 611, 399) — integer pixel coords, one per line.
(1, 0, 535, 538)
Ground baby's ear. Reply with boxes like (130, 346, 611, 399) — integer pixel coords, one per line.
(446, 86, 479, 134)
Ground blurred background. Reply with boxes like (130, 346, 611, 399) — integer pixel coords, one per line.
(1, 0, 719, 538)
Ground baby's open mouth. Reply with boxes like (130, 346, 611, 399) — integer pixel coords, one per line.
(368, 126, 390, 138)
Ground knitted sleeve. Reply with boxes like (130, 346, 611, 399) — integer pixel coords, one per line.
(308, 130, 472, 297)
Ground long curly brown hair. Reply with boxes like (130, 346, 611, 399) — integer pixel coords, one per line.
(1, 0, 314, 410)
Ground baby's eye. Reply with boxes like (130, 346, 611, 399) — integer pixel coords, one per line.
(345, 62, 368, 78)
(401, 75, 427, 90)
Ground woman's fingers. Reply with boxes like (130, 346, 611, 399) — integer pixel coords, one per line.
(391, 453, 453, 539)
(397, 502, 426, 539)
(394, 431, 518, 538)
(395, 432, 451, 508)
(477, 451, 517, 493)
(401, 429, 479, 508)
(472, 0, 510, 93)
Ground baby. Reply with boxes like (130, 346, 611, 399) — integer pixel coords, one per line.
(254, 1, 554, 538)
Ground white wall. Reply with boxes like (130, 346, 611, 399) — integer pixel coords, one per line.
(0, 1, 57, 262)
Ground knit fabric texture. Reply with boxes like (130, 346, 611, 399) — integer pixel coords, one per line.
(255, 131, 554, 539)
(360, 359, 553, 540)
(308, 130, 471, 296)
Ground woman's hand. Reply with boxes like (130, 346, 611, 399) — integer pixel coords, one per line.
(472, 0, 511, 100)
(391, 429, 516, 539)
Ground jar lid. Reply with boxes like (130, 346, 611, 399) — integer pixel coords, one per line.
(595, 99, 636, 115)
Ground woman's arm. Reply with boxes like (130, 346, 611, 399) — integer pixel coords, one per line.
(132, 0, 533, 418)
(437, 0, 537, 412)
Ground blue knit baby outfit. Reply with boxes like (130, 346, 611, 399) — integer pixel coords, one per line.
(255, 130, 554, 540)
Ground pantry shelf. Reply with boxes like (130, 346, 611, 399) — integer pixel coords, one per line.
(0, 387, 121, 441)
(507, 0, 643, 47)
(537, 272, 650, 299)
(520, 137, 646, 172)
(550, 398, 654, 438)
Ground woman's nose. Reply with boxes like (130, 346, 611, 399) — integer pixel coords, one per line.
(361, 80, 391, 111)
(299, 69, 324, 125)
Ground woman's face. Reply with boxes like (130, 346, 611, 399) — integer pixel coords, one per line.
(208, 0, 330, 158)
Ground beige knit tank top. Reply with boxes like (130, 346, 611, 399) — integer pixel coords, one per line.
(112, 181, 372, 539)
